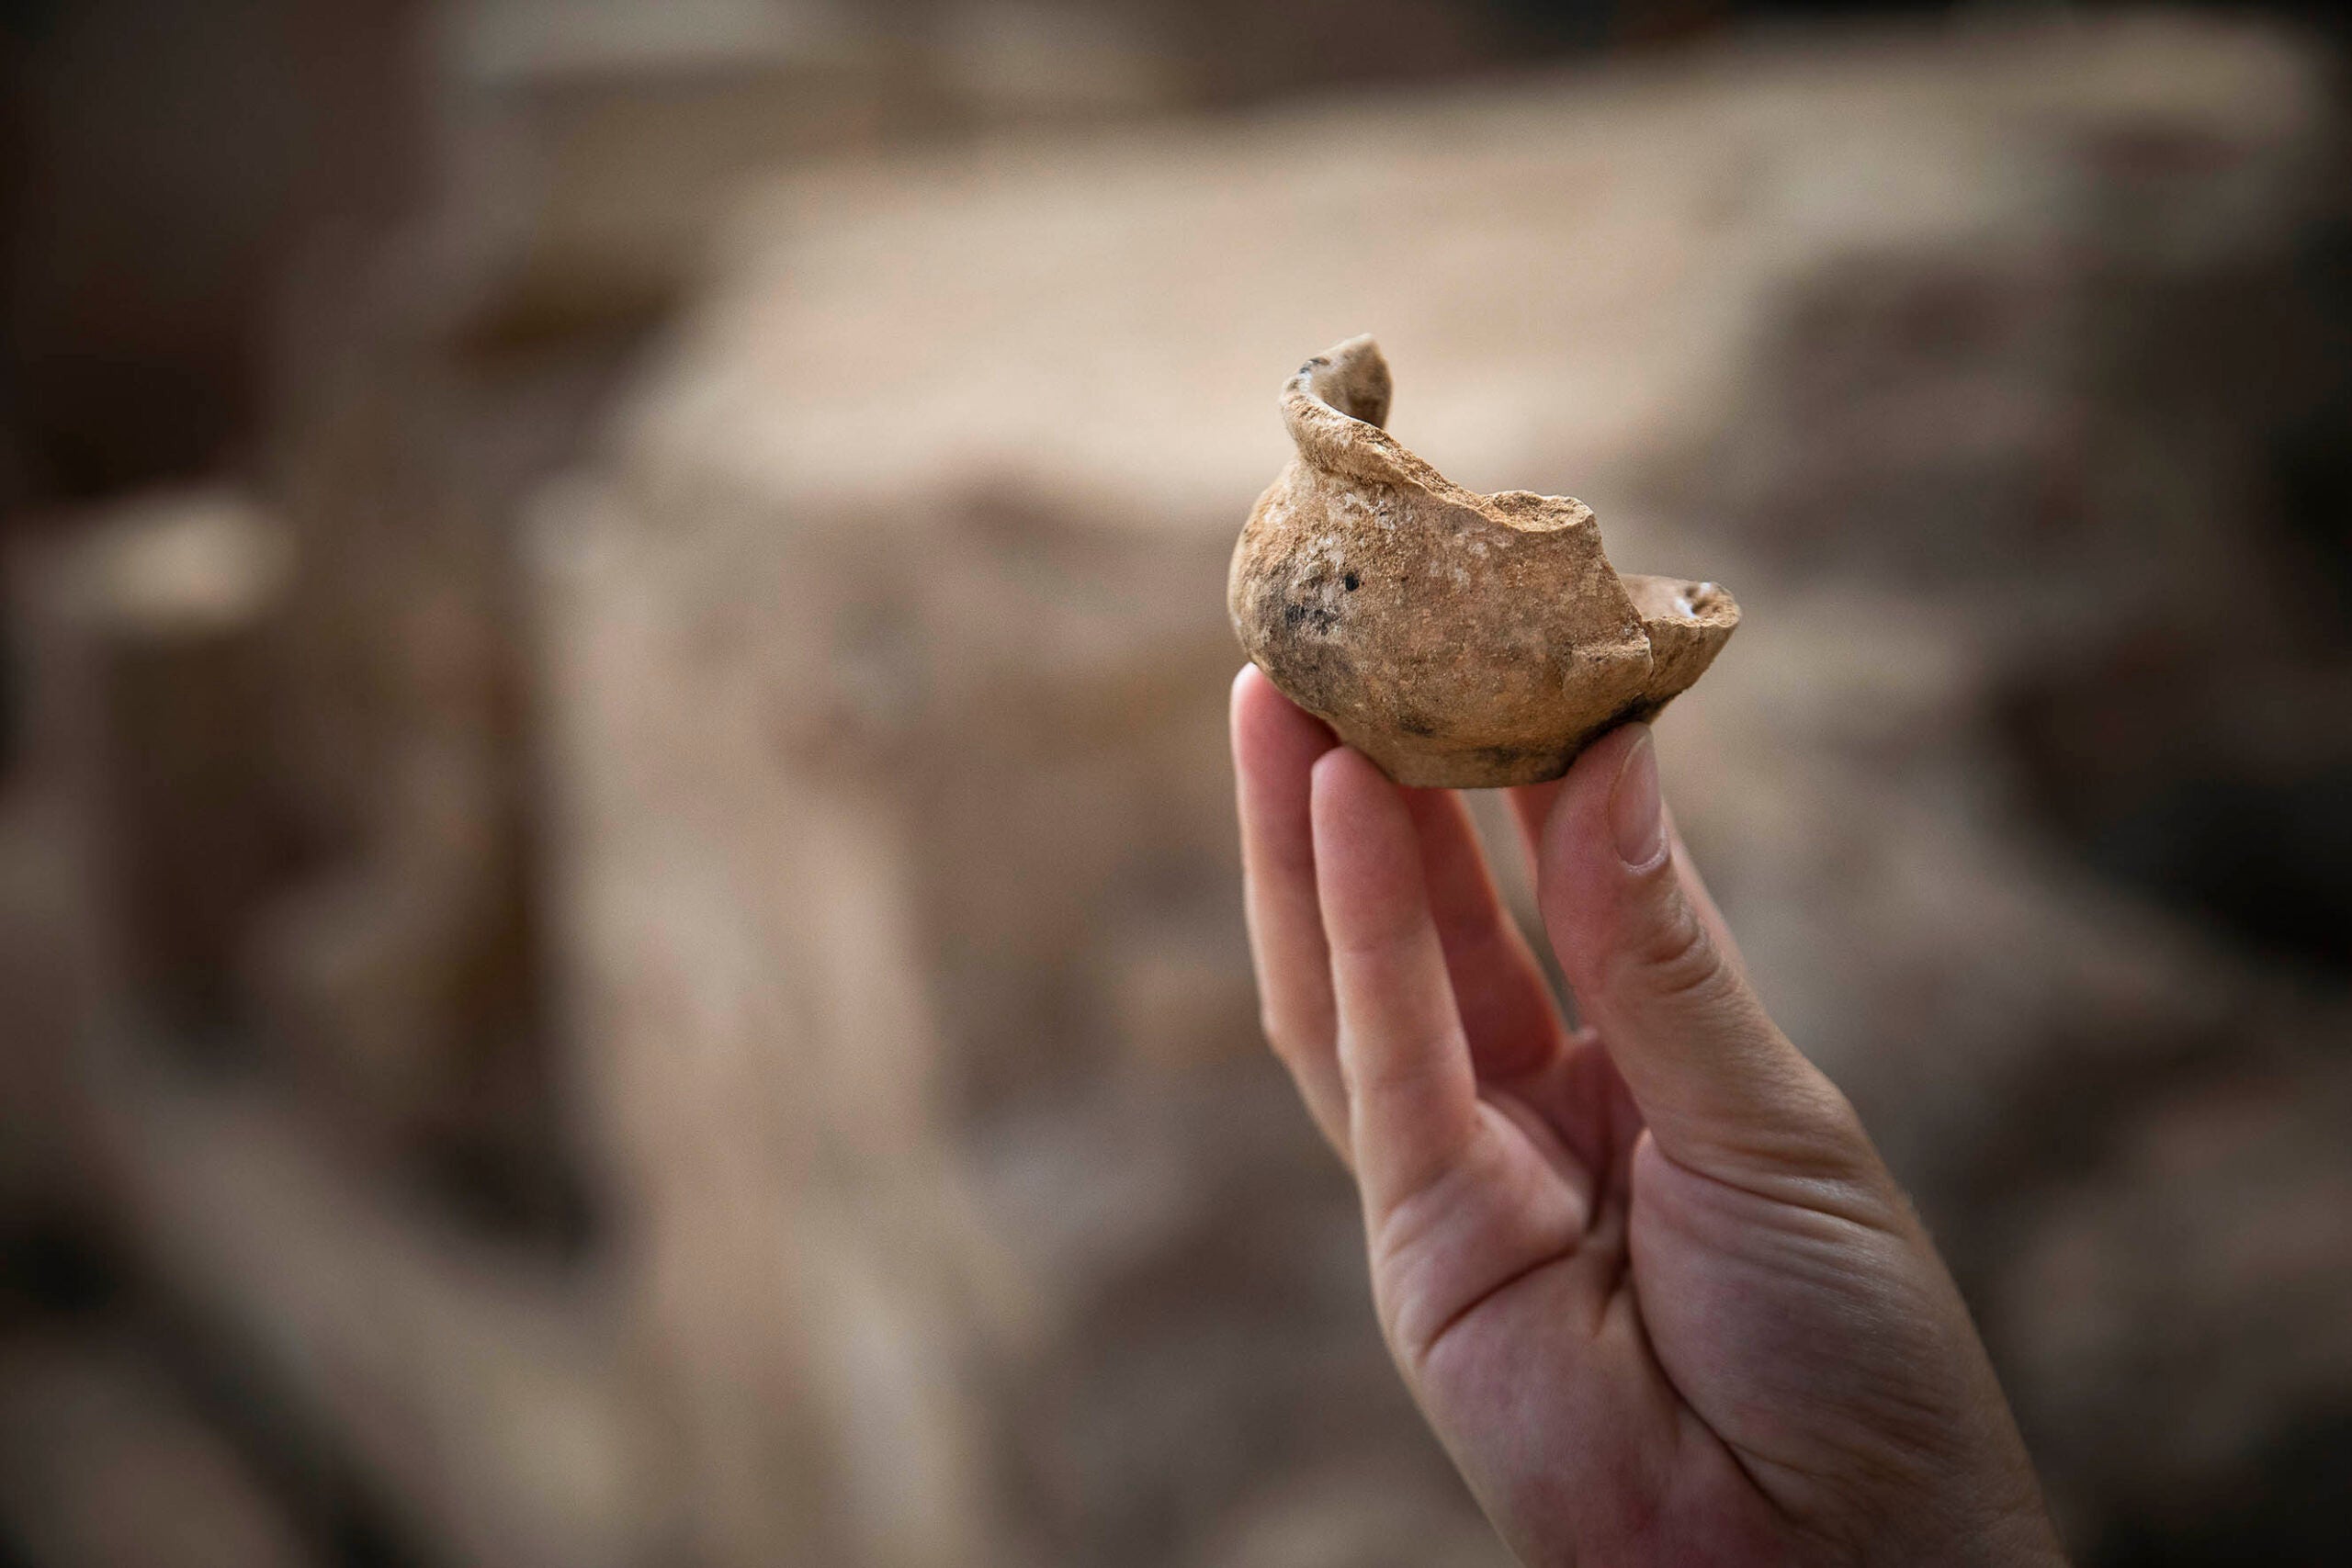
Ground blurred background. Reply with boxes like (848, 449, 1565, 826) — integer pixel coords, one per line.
(3, 2, 2349, 1564)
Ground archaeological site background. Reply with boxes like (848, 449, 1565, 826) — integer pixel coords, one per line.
(3, 3, 2349, 1565)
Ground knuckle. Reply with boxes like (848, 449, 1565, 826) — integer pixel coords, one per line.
(1761, 1073, 1894, 1195)
(1622, 887, 1727, 1005)
(1812, 1081, 1869, 1147)
(1261, 1010, 1308, 1067)
(1807, 1085, 1886, 1181)
(1339, 1036, 1453, 1104)
(1261, 1000, 1339, 1077)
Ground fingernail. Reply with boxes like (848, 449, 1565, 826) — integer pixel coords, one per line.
(1610, 726, 1666, 868)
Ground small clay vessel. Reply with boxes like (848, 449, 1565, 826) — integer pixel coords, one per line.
(1228, 335, 1738, 788)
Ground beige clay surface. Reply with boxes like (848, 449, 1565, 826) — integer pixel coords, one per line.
(1229, 335, 1737, 786)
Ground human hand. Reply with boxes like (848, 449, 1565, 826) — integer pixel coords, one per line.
(1230, 666, 2066, 1567)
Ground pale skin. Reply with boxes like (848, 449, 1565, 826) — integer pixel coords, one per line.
(1231, 666, 2069, 1567)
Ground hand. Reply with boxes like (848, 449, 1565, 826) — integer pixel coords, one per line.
(1230, 667, 2067, 1567)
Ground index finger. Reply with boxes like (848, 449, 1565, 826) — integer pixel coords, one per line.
(1233, 665, 1348, 1156)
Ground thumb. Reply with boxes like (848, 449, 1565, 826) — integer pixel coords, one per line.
(1536, 725, 1868, 1185)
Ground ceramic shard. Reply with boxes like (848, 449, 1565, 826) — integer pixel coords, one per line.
(1228, 334, 1738, 787)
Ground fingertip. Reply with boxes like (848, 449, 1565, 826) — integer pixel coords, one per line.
(1229, 662, 1275, 738)
(1230, 661, 1269, 744)
(1308, 736, 1373, 786)
(1234, 664, 1335, 773)
(1308, 742, 1396, 835)
(1569, 721, 1657, 797)
(1534, 723, 1656, 896)
(1231, 660, 1272, 713)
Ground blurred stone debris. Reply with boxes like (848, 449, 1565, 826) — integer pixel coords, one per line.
(4, 4, 2351, 1567)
